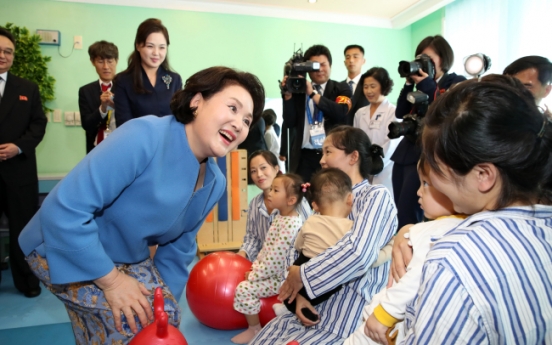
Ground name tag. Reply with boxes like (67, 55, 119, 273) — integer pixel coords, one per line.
(309, 123, 325, 149)
(369, 114, 383, 129)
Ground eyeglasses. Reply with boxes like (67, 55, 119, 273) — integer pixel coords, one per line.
(0, 49, 14, 57)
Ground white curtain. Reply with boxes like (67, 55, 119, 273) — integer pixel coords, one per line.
(444, 0, 552, 108)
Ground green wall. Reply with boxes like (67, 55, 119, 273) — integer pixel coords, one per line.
(411, 8, 444, 55)
(1, 0, 441, 176)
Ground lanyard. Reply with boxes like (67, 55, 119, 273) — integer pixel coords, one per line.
(306, 97, 323, 125)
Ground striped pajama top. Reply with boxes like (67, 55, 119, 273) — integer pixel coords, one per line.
(403, 205, 552, 344)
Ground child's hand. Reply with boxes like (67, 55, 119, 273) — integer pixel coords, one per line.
(278, 265, 303, 303)
(244, 271, 250, 280)
(364, 314, 390, 345)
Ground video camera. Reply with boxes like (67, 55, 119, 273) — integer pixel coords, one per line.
(398, 53, 435, 79)
(387, 91, 429, 141)
(281, 48, 320, 94)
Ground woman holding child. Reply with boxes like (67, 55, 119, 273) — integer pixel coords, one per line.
(391, 76, 552, 343)
(250, 126, 398, 344)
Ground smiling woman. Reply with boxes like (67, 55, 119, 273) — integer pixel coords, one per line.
(113, 18, 183, 126)
(18, 66, 265, 345)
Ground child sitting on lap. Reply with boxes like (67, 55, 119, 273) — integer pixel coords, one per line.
(231, 173, 305, 344)
(344, 155, 467, 345)
(282, 168, 354, 319)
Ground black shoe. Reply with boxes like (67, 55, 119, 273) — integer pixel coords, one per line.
(23, 286, 41, 298)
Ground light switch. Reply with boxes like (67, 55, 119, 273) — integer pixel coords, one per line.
(74, 111, 81, 126)
(53, 109, 62, 123)
(65, 111, 75, 126)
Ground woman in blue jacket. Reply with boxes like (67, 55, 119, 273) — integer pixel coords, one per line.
(114, 18, 182, 126)
(391, 35, 466, 228)
(19, 66, 265, 345)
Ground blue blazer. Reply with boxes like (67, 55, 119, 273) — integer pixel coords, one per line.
(113, 66, 182, 126)
(19, 116, 225, 300)
(391, 73, 466, 165)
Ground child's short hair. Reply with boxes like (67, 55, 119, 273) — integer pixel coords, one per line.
(309, 168, 352, 206)
(275, 173, 304, 207)
(418, 154, 429, 178)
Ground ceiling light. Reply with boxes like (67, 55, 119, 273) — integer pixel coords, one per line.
(309, 0, 317, 3)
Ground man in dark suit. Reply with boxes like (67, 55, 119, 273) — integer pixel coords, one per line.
(280, 44, 352, 182)
(79, 40, 118, 153)
(0, 27, 46, 297)
(343, 44, 369, 125)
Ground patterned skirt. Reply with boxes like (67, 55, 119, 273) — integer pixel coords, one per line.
(26, 251, 181, 345)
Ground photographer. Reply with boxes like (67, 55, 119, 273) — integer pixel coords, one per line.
(280, 44, 352, 182)
(391, 35, 466, 228)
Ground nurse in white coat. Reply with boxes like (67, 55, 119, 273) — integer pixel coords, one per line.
(353, 67, 399, 194)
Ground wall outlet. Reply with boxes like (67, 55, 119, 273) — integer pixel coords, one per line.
(74, 36, 82, 50)
(53, 109, 62, 123)
(74, 112, 81, 126)
(65, 111, 75, 126)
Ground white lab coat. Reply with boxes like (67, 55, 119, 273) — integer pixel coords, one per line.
(353, 99, 400, 194)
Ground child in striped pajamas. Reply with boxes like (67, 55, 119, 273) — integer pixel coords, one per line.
(344, 155, 467, 345)
(251, 126, 397, 345)
(231, 173, 305, 344)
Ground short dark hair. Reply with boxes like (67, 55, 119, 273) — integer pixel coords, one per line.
(248, 150, 279, 171)
(275, 173, 304, 207)
(422, 76, 552, 208)
(415, 35, 454, 74)
(309, 168, 352, 206)
(503, 56, 552, 86)
(262, 109, 277, 127)
(362, 67, 394, 96)
(170, 66, 265, 126)
(122, 18, 173, 94)
(327, 126, 384, 178)
(0, 27, 16, 48)
(88, 40, 119, 61)
(344, 45, 365, 56)
(304, 44, 332, 66)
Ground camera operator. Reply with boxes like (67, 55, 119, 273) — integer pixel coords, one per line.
(280, 44, 352, 182)
(391, 35, 466, 228)
(503, 55, 552, 117)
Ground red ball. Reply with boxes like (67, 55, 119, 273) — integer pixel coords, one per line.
(186, 251, 280, 330)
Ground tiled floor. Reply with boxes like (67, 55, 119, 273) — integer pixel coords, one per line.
(0, 263, 243, 345)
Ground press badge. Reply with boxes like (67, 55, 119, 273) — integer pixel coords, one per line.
(103, 128, 112, 139)
(369, 114, 383, 129)
(309, 122, 326, 149)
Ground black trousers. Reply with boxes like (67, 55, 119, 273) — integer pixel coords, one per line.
(284, 252, 342, 313)
(295, 149, 322, 183)
(392, 162, 423, 229)
(0, 175, 40, 291)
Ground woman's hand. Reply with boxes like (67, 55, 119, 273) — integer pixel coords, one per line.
(94, 268, 153, 334)
(364, 314, 390, 345)
(295, 294, 320, 327)
(411, 69, 429, 84)
(278, 265, 303, 303)
(390, 224, 414, 283)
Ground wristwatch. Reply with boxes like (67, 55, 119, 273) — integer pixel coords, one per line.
(310, 90, 318, 98)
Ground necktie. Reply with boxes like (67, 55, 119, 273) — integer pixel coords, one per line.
(348, 80, 354, 93)
(96, 83, 113, 145)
